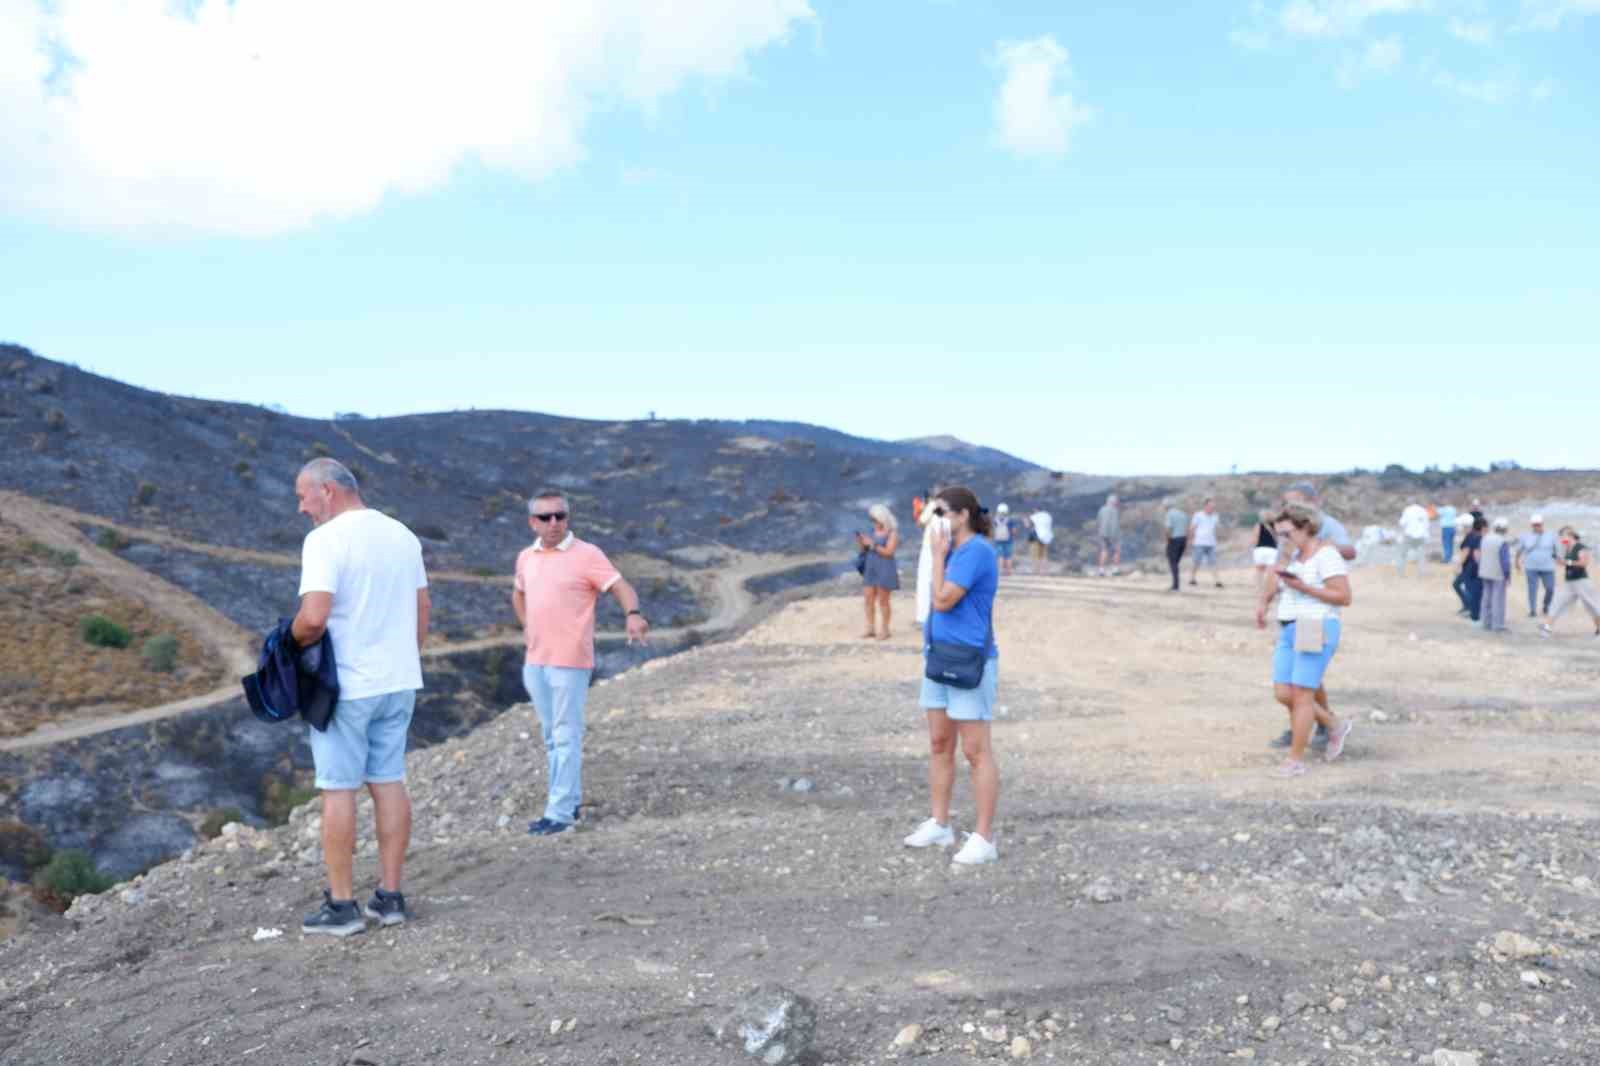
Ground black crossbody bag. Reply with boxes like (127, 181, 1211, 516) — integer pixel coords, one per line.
(923, 611, 994, 690)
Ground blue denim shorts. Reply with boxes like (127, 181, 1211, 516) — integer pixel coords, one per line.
(920, 657, 999, 721)
(1271, 618, 1342, 690)
(994, 540, 1014, 560)
(308, 690, 415, 790)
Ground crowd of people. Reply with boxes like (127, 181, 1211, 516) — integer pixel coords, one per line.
(273, 454, 1593, 931)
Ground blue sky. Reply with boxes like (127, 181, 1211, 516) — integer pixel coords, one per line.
(2, 1, 1596, 475)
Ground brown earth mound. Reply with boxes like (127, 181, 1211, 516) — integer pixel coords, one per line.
(0, 522, 222, 737)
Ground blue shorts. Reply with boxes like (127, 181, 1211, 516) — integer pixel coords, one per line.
(920, 657, 999, 721)
(994, 541, 1014, 560)
(1193, 545, 1218, 566)
(308, 690, 415, 790)
(1271, 618, 1341, 690)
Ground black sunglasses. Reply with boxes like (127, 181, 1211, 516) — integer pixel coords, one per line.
(933, 506, 946, 516)
(531, 511, 568, 522)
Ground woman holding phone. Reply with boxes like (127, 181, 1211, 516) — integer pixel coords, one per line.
(1255, 503, 1354, 777)
(902, 486, 1002, 865)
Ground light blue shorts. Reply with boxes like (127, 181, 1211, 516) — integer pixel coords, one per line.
(1272, 618, 1342, 690)
(308, 690, 416, 790)
(994, 541, 1014, 560)
(920, 657, 999, 722)
(1193, 545, 1218, 566)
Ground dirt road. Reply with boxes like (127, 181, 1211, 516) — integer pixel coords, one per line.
(4, 563, 1596, 1064)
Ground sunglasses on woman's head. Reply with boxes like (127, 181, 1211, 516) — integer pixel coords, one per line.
(532, 511, 568, 522)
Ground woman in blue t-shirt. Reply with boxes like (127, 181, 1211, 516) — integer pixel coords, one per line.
(901, 485, 1002, 866)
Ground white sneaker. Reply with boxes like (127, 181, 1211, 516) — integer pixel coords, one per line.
(903, 818, 955, 849)
(951, 832, 998, 865)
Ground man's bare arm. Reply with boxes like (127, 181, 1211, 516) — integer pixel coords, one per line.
(416, 588, 431, 652)
(292, 591, 332, 647)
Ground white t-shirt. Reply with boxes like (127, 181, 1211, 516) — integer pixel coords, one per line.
(1399, 504, 1430, 539)
(299, 508, 428, 699)
(1190, 511, 1220, 547)
(1029, 512, 1054, 544)
(1278, 544, 1349, 622)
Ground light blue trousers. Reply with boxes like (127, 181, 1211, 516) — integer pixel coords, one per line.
(522, 665, 592, 824)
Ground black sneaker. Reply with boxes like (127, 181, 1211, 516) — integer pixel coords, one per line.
(303, 891, 365, 937)
(1269, 726, 1329, 749)
(364, 887, 408, 927)
(528, 817, 572, 836)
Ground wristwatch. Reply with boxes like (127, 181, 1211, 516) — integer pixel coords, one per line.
(627, 609, 644, 618)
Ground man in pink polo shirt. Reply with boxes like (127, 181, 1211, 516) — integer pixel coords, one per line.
(512, 489, 649, 835)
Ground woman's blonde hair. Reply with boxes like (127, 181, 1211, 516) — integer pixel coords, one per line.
(868, 503, 898, 532)
(1274, 502, 1323, 534)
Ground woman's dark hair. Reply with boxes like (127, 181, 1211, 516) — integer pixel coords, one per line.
(939, 485, 992, 537)
(1472, 515, 1488, 532)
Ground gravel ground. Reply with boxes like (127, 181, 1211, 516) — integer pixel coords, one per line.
(1, 566, 1597, 1065)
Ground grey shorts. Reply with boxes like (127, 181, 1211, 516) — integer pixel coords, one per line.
(1193, 545, 1218, 566)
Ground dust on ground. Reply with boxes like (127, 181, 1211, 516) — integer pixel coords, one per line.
(2, 564, 1598, 1065)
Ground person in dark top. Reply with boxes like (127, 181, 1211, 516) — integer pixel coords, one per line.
(1452, 515, 1487, 622)
(1540, 527, 1600, 638)
(1251, 511, 1279, 597)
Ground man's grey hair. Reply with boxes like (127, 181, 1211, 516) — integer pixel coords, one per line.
(299, 457, 360, 493)
(527, 488, 568, 515)
(1285, 480, 1319, 501)
(1106, 494, 1118, 505)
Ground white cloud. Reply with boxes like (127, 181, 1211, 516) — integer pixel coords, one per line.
(1278, 0, 1430, 38)
(1432, 70, 1520, 103)
(0, 0, 812, 236)
(1335, 34, 1403, 87)
(1446, 17, 1495, 43)
(1522, 0, 1600, 29)
(992, 36, 1093, 160)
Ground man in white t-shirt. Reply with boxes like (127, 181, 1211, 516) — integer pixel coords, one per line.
(292, 458, 430, 936)
(1397, 502, 1429, 577)
(1028, 510, 1054, 574)
(1188, 498, 1222, 588)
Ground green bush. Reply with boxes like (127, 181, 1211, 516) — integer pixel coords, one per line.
(134, 481, 157, 505)
(141, 633, 179, 672)
(25, 540, 78, 567)
(95, 528, 130, 551)
(199, 807, 244, 840)
(262, 779, 319, 826)
(0, 820, 52, 874)
(34, 850, 114, 904)
(80, 614, 132, 648)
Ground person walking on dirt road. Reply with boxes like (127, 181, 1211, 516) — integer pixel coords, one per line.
(1515, 515, 1558, 618)
(903, 486, 1002, 866)
(513, 490, 649, 836)
(1539, 527, 1600, 639)
(1163, 499, 1188, 591)
(1268, 480, 1356, 752)
(292, 458, 430, 936)
(1256, 503, 1354, 778)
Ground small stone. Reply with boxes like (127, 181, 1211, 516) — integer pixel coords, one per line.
(1236, 994, 1250, 1006)
(1520, 970, 1542, 989)
(1475, 1002, 1493, 1018)
(789, 777, 815, 793)
(1261, 1015, 1281, 1032)
(563, 1018, 576, 1032)
(1492, 931, 1543, 960)
(891, 1024, 923, 1048)
(979, 1024, 1008, 1044)
(1009, 1035, 1032, 1059)
(1281, 992, 1310, 1016)
(1433, 1051, 1480, 1066)
(1163, 1006, 1186, 1024)
(1081, 876, 1124, 904)
(549, 1019, 562, 1035)
(220, 822, 241, 837)
(1329, 996, 1347, 1013)
(1377, 976, 1394, 992)
(1233, 1049, 1256, 1060)
(496, 814, 511, 829)
(1358, 960, 1378, 978)
(119, 888, 145, 906)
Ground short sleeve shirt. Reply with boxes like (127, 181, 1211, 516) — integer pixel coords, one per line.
(1165, 508, 1188, 537)
(1400, 505, 1430, 539)
(930, 537, 999, 657)
(298, 509, 427, 699)
(1278, 544, 1349, 622)
(1519, 531, 1557, 571)
(1190, 512, 1220, 547)
(1318, 513, 1353, 549)
(1029, 512, 1054, 544)
(1096, 505, 1120, 539)
(514, 535, 622, 669)
(1438, 506, 1458, 528)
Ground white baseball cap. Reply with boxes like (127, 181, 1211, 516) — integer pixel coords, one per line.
(1531, 514, 1545, 524)
(997, 503, 1010, 513)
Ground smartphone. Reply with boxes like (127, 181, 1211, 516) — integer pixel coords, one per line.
(1274, 570, 1294, 580)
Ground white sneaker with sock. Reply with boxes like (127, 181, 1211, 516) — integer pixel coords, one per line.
(903, 818, 955, 848)
(951, 832, 998, 865)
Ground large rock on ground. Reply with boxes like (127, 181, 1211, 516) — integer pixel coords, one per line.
(709, 984, 817, 1065)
